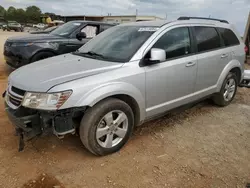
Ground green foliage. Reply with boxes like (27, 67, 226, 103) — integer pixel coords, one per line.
(0, 5, 5, 17)
(26, 6, 42, 23)
(1, 5, 44, 23)
(6, 6, 16, 20)
(16, 8, 26, 23)
(42, 17, 45, 23)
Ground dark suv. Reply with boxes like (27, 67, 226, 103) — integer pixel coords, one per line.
(4, 21, 114, 68)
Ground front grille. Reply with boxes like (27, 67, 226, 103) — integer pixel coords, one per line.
(11, 86, 26, 96)
(8, 92, 23, 107)
(5, 41, 12, 47)
(6, 85, 26, 108)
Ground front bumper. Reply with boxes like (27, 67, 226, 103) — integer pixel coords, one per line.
(5, 104, 42, 140)
(4, 46, 30, 68)
(4, 94, 86, 151)
(4, 55, 29, 69)
(3, 43, 35, 68)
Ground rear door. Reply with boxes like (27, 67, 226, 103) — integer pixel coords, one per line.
(218, 27, 243, 67)
(193, 26, 231, 92)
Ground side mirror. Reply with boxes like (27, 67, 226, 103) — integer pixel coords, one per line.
(76, 32, 87, 41)
(150, 48, 166, 63)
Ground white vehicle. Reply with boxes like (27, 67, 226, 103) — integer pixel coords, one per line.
(33, 23, 46, 29)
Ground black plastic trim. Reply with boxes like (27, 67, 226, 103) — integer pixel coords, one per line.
(178, 16, 229, 24)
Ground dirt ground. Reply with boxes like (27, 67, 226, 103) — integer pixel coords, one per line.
(0, 31, 250, 188)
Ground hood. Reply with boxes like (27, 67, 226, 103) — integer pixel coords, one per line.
(9, 54, 123, 92)
(30, 31, 50, 34)
(7, 34, 63, 43)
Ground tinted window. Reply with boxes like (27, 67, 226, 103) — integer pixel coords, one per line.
(153, 27, 191, 59)
(100, 25, 112, 32)
(194, 27, 221, 52)
(218, 28, 240, 47)
(51, 21, 82, 37)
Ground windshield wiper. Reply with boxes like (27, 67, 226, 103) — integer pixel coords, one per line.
(81, 51, 105, 58)
(72, 51, 118, 62)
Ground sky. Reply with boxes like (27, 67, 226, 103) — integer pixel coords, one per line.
(1, 0, 250, 35)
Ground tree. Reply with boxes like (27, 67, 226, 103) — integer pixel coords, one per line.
(26, 6, 41, 23)
(0, 5, 5, 17)
(6, 6, 16, 20)
(16, 8, 26, 23)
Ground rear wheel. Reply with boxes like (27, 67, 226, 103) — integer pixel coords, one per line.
(31, 51, 55, 62)
(213, 72, 238, 106)
(80, 98, 134, 156)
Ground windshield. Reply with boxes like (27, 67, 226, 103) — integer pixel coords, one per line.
(77, 25, 158, 62)
(51, 22, 82, 37)
(8, 21, 18, 25)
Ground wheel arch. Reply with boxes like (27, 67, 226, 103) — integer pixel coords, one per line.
(216, 60, 243, 92)
(30, 49, 58, 62)
(74, 83, 146, 125)
(96, 94, 141, 126)
(229, 67, 241, 84)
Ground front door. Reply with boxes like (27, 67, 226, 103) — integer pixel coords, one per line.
(67, 25, 100, 53)
(145, 27, 197, 118)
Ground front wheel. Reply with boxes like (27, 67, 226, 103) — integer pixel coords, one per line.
(213, 72, 238, 106)
(80, 98, 134, 156)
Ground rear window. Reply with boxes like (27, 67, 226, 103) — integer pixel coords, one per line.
(218, 28, 240, 47)
(194, 27, 221, 53)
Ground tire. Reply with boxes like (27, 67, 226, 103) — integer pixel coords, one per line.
(31, 51, 55, 62)
(213, 72, 238, 107)
(80, 98, 134, 156)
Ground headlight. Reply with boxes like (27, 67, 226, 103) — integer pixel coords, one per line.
(22, 90, 72, 110)
(12, 43, 33, 47)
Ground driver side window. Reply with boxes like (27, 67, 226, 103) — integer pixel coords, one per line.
(153, 27, 191, 60)
(81, 25, 98, 38)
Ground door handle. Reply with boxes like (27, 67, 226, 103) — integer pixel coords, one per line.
(186, 62, 196, 67)
(221, 54, 228, 58)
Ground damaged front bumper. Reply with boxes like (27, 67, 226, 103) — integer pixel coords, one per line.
(4, 99, 85, 151)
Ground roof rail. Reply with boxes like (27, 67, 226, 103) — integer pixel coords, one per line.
(177, 17, 229, 24)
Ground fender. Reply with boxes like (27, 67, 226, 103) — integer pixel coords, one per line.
(216, 59, 243, 92)
(76, 82, 146, 122)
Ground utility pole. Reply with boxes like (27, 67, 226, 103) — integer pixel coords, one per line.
(136, 9, 138, 16)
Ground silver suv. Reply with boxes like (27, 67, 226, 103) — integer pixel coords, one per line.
(4, 17, 245, 155)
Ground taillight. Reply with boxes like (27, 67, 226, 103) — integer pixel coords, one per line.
(245, 46, 248, 53)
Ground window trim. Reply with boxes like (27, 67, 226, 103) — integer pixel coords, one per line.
(217, 27, 240, 48)
(69, 23, 100, 39)
(191, 26, 224, 54)
(140, 26, 196, 67)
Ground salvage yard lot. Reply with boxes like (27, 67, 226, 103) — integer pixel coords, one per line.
(0, 31, 249, 188)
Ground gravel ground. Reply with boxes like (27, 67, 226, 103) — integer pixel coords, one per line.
(0, 31, 250, 188)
